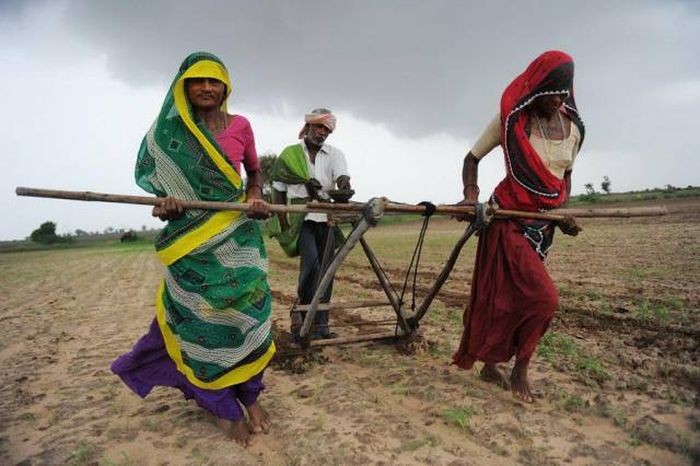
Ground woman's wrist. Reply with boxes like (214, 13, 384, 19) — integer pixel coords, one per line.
(463, 183, 480, 197)
(247, 184, 263, 196)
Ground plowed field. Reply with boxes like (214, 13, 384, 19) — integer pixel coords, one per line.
(1, 198, 698, 465)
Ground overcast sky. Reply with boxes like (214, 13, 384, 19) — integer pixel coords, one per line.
(1, 0, 698, 240)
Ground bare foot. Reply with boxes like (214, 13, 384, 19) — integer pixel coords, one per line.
(480, 363, 510, 390)
(510, 360, 535, 403)
(217, 418, 251, 446)
(246, 401, 271, 434)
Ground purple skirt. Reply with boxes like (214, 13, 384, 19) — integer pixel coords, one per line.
(111, 319, 265, 421)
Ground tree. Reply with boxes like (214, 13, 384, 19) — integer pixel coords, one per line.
(120, 231, 138, 242)
(258, 152, 278, 201)
(601, 176, 611, 194)
(30, 221, 62, 245)
(584, 183, 596, 195)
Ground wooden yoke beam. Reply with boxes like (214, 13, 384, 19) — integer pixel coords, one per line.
(15, 187, 668, 220)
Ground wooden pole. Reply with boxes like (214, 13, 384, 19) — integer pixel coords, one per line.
(302, 331, 398, 348)
(15, 187, 668, 220)
(292, 300, 391, 312)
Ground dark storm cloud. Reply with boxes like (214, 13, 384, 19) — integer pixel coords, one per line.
(60, 0, 699, 142)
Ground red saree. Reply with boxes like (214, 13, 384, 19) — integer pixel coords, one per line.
(453, 220, 558, 368)
(453, 50, 584, 369)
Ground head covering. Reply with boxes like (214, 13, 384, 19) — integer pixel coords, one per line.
(177, 52, 233, 110)
(136, 51, 241, 195)
(298, 107, 337, 139)
(493, 50, 585, 211)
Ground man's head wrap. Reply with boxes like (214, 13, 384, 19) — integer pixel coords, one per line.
(299, 108, 337, 139)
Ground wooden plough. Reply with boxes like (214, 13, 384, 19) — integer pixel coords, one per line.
(15, 187, 668, 349)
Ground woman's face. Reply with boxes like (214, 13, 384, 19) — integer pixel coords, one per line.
(532, 93, 566, 117)
(185, 77, 226, 111)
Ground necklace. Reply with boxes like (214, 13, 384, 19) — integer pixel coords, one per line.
(199, 110, 228, 135)
(218, 111, 228, 135)
(211, 111, 227, 135)
(535, 111, 565, 158)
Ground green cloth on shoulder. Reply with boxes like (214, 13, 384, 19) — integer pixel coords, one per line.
(268, 144, 310, 257)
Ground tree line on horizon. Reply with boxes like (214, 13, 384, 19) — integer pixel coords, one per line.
(24, 159, 698, 246)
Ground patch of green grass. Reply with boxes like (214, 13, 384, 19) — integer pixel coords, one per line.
(627, 435, 642, 447)
(538, 332, 576, 363)
(665, 298, 684, 311)
(20, 412, 37, 425)
(569, 186, 700, 207)
(100, 451, 134, 466)
(596, 403, 628, 428)
(419, 385, 445, 404)
(633, 299, 671, 323)
(394, 435, 441, 453)
(427, 341, 451, 358)
(442, 406, 477, 431)
(311, 412, 327, 431)
(691, 414, 700, 432)
(622, 266, 665, 280)
(378, 214, 421, 225)
(140, 418, 160, 432)
(356, 348, 385, 368)
(69, 440, 96, 466)
(447, 309, 462, 324)
(109, 397, 123, 415)
(537, 332, 610, 385)
(576, 356, 610, 385)
(390, 382, 413, 396)
(584, 289, 603, 301)
(549, 391, 589, 413)
(598, 303, 615, 315)
(563, 394, 587, 413)
(488, 440, 510, 457)
(189, 447, 208, 464)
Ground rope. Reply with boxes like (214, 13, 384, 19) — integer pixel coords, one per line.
(395, 201, 435, 335)
(309, 198, 436, 337)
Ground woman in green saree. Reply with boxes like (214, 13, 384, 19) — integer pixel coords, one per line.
(111, 52, 274, 446)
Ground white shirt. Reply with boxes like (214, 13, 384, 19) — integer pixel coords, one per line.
(272, 140, 349, 222)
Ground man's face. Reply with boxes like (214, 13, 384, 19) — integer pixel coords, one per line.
(306, 123, 331, 146)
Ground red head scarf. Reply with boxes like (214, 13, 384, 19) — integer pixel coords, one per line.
(493, 50, 585, 211)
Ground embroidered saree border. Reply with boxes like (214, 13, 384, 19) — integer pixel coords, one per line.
(155, 281, 275, 389)
(156, 208, 243, 266)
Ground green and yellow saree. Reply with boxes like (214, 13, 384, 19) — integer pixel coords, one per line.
(135, 52, 274, 389)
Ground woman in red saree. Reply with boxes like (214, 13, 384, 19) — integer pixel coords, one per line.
(453, 50, 585, 402)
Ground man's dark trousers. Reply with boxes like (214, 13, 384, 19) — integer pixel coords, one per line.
(297, 220, 335, 337)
